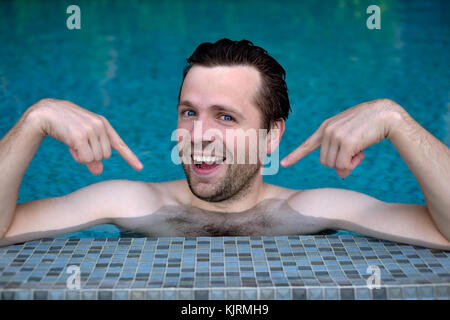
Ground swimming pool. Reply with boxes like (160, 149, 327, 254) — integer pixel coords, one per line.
(0, 0, 449, 239)
(1, 0, 449, 302)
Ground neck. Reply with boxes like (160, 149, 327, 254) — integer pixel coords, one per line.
(188, 170, 268, 213)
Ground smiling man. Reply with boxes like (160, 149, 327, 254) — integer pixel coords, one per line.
(0, 39, 449, 249)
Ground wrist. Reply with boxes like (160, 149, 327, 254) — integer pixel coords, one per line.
(23, 100, 49, 139)
(381, 99, 408, 142)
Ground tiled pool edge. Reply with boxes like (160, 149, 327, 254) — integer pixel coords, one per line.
(1, 235, 449, 300)
(1, 284, 450, 300)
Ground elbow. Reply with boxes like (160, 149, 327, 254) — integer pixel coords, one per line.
(441, 231, 450, 245)
(436, 222, 450, 245)
(0, 225, 8, 240)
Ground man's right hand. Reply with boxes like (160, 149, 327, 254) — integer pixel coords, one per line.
(27, 98, 143, 175)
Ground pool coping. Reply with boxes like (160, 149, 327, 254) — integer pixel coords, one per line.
(1, 235, 449, 300)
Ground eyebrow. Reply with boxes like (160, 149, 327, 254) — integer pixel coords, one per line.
(178, 100, 245, 119)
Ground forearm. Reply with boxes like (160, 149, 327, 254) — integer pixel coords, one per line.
(0, 105, 45, 238)
(386, 101, 450, 239)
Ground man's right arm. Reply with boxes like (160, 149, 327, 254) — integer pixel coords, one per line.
(0, 179, 161, 247)
(0, 103, 44, 239)
(0, 98, 146, 246)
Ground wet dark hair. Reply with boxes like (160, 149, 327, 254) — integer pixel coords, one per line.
(180, 38, 291, 129)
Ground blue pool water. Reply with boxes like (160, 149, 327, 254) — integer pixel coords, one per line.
(0, 0, 449, 238)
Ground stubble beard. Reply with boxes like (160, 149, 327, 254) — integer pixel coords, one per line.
(182, 162, 261, 203)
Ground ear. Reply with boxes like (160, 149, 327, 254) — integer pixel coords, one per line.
(266, 119, 285, 154)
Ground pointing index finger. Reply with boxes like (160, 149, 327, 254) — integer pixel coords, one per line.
(102, 118, 143, 170)
(281, 128, 323, 167)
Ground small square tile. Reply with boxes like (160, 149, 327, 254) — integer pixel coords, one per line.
(340, 288, 354, 300)
(435, 285, 449, 299)
(33, 290, 48, 300)
(114, 290, 129, 300)
(15, 290, 32, 300)
(195, 290, 209, 300)
(403, 287, 418, 300)
(162, 290, 177, 300)
(210, 289, 225, 300)
(372, 287, 387, 299)
(147, 290, 161, 300)
(307, 288, 323, 300)
(130, 290, 145, 300)
(178, 290, 194, 300)
(1, 291, 15, 300)
(48, 290, 64, 300)
(275, 288, 290, 300)
(81, 290, 97, 300)
(98, 290, 112, 300)
(242, 289, 257, 300)
(387, 287, 402, 299)
(355, 288, 371, 300)
(419, 286, 433, 300)
(324, 288, 339, 300)
(293, 288, 306, 300)
(259, 288, 274, 300)
(65, 290, 80, 300)
(227, 289, 241, 300)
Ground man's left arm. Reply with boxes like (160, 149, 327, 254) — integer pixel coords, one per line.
(281, 98, 450, 246)
(385, 100, 450, 240)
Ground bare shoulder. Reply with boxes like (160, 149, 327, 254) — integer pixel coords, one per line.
(150, 179, 192, 205)
(86, 179, 165, 218)
(286, 187, 384, 219)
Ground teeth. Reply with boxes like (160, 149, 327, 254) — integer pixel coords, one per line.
(192, 155, 224, 164)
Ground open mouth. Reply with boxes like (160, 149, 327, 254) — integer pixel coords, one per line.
(191, 155, 226, 176)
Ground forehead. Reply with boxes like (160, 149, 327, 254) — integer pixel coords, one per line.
(179, 65, 261, 112)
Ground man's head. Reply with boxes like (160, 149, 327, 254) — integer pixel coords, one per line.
(177, 39, 291, 203)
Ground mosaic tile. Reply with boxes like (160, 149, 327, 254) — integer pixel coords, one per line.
(355, 287, 371, 300)
(114, 290, 130, 300)
(434, 285, 449, 299)
(403, 286, 419, 299)
(307, 287, 323, 300)
(0, 236, 448, 299)
(226, 289, 241, 300)
(275, 288, 290, 300)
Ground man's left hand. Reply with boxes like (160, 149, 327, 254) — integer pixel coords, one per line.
(280, 99, 403, 179)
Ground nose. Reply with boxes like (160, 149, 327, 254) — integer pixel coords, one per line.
(192, 119, 216, 144)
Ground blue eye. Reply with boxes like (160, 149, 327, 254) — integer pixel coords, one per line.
(183, 110, 195, 117)
(220, 115, 233, 121)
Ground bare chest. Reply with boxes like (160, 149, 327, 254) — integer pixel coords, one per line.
(117, 198, 328, 237)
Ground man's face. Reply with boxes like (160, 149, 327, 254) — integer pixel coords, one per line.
(177, 65, 266, 202)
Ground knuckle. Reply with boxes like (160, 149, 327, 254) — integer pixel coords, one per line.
(84, 124, 96, 137)
(92, 116, 105, 128)
(332, 129, 346, 142)
(323, 125, 334, 137)
(321, 118, 331, 128)
(99, 115, 111, 127)
(37, 98, 57, 105)
(72, 130, 88, 142)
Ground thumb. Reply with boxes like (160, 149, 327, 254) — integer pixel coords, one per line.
(86, 161, 103, 176)
(337, 151, 365, 179)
